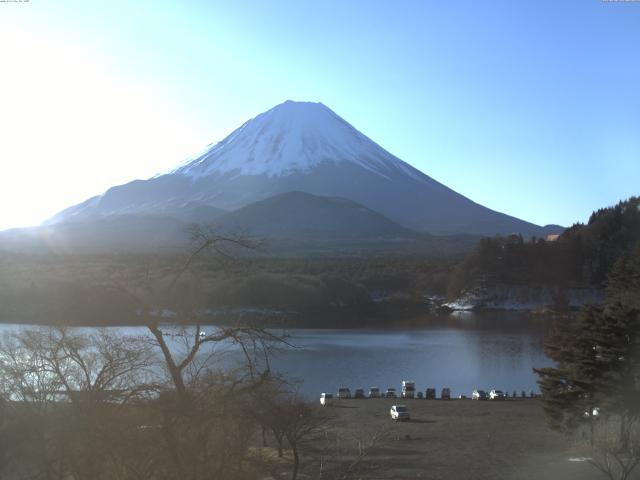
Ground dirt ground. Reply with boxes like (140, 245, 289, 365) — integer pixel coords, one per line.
(295, 397, 632, 480)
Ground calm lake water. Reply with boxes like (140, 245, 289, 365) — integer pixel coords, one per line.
(0, 311, 554, 399)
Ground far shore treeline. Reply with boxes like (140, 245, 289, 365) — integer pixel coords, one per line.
(0, 197, 638, 327)
(447, 196, 640, 300)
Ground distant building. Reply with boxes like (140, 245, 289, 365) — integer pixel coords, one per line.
(546, 234, 560, 242)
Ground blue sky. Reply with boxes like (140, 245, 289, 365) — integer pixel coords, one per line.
(0, 0, 638, 230)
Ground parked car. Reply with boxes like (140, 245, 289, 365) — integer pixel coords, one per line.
(441, 387, 451, 400)
(320, 393, 334, 406)
(354, 388, 365, 399)
(472, 389, 488, 400)
(584, 407, 600, 418)
(385, 388, 397, 398)
(390, 405, 410, 421)
(369, 387, 381, 398)
(337, 388, 352, 399)
(416, 391, 424, 399)
(401, 380, 416, 399)
(425, 388, 436, 400)
(489, 389, 505, 400)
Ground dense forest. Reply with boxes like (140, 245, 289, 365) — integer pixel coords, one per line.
(1, 197, 638, 326)
(447, 197, 640, 301)
(0, 251, 457, 326)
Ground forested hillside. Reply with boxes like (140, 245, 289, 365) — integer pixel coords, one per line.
(0, 252, 456, 326)
(448, 197, 640, 301)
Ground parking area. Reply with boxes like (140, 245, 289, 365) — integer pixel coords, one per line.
(318, 397, 604, 480)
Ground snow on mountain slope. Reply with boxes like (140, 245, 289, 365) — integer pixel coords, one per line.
(172, 100, 421, 182)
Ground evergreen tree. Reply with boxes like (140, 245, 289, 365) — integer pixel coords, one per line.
(535, 305, 608, 435)
(448, 197, 640, 300)
(535, 243, 640, 479)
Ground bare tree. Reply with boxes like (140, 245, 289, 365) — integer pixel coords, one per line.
(0, 327, 157, 480)
(110, 226, 279, 403)
(0, 226, 290, 480)
(103, 225, 291, 479)
(316, 426, 391, 480)
(251, 392, 329, 480)
(250, 375, 294, 458)
(583, 415, 640, 480)
(285, 401, 328, 480)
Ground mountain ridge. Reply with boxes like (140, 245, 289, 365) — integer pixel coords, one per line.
(214, 190, 418, 238)
(1, 192, 481, 257)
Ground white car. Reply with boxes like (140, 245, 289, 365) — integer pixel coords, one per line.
(320, 393, 334, 406)
(390, 405, 410, 421)
(489, 390, 505, 400)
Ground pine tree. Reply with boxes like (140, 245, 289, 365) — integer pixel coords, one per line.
(535, 305, 609, 436)
(535, 243, 640, 479)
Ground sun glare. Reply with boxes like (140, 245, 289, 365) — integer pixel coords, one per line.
(0, 27, 200, 230)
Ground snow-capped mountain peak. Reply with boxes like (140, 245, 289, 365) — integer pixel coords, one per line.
(172, 100, 419, 181)
(46, 100, 555, 238)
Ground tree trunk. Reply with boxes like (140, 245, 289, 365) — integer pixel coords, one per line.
(277, 437, 284, 458)
(619, 412, 629, 451)
(286, 431, 301, 480)
(161, 413, 186, 479)
(291, 443, 299, 480)
(147, 324, 189, 408)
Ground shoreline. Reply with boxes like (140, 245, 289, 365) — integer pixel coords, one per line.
(0, 307, 559, 330)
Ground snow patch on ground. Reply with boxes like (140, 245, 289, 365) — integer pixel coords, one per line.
(444, 285, 603, 311)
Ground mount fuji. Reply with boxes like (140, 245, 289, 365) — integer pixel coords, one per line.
(47, 100, 558, 240)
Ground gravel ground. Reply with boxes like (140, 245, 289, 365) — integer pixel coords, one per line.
(304, 397, 624, 480)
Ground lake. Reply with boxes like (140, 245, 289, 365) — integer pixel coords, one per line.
(0, 311, 555, 399)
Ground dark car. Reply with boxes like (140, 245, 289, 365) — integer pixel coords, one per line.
(489, 389, 505, 400)
(472, 389, 488, 400)
(354, 388, 365, 399)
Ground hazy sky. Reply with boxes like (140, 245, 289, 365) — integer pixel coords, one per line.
(1, 0, 638, 231)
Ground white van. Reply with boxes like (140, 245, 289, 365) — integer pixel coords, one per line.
(402, 381, 415, 399)
(320, 393, 334, 406)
